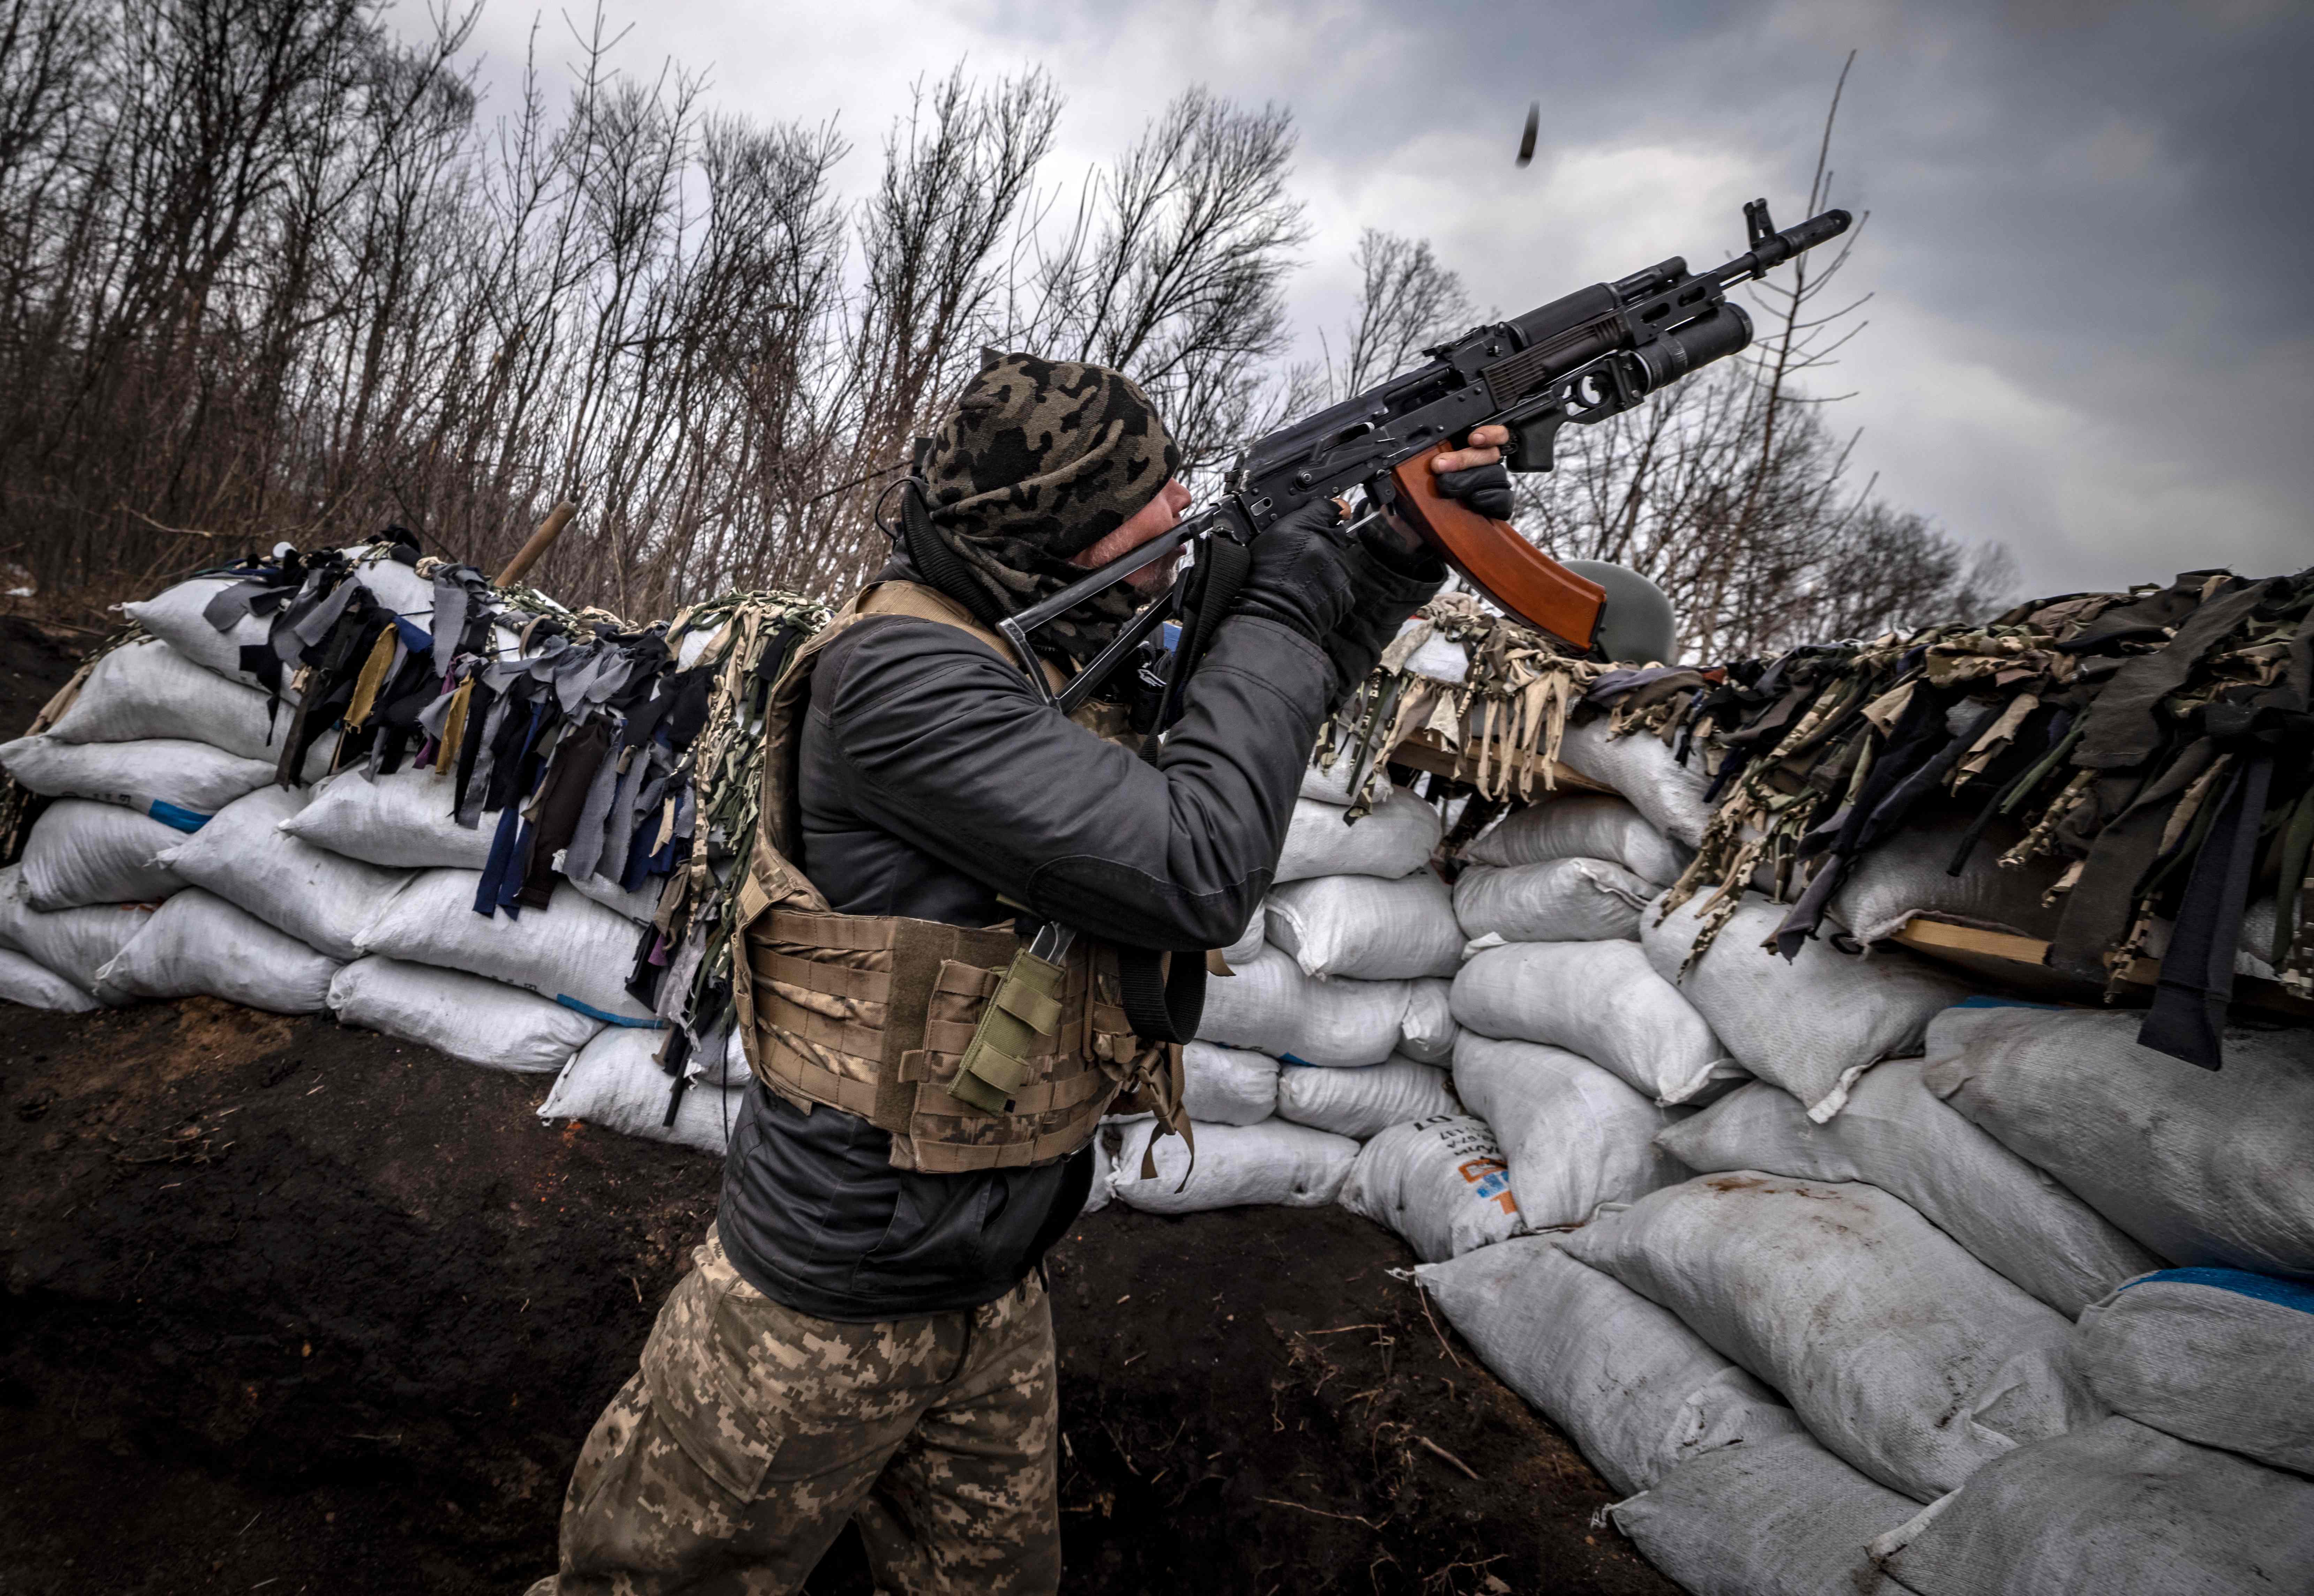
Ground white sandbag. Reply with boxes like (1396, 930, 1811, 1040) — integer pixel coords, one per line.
(96, 888, 339, 1013)
(1298, 756, 1392, 808)
(1193, 945, 1404, 1067)
(1643, 889, 1975, 1119)
(1273, 792, 1439, 883)
(44, 638, 323, 772)
(562, 867, 667, 924)
(18, 799, 185, 908)
(0, 947, 100, 1011)
(1552, 716, 1714, 849)
(1656, 1067, 2158, 1317)
(1869, 1417, 2314, 1596)
(1562, 1173, 2102, 1502)
(1276, 1055, 1456, 1139)
(1110, 1118, 1357, 1213)
(0, 865, 152, 993)
(279, 768, 491, 870)
(1181, 1042, 1279, 1126)
(1923, 1005, 2314, 1278)
(1218, 901, 1267, 969)
(1265, 871, 1462, 980)
(328, 956, 603, 1075)
(121, 577, 282, 691)
(1452, 1034, 1686, 1230)
(2071, 1268, 2314, 1474)
(1828, 805, 2073, 945)
(157, 786, 408, 961)
(1419, 1238, 1805, 1497)
(1463, 792, 1685, 885)
(1451, 940, 1741, 1106)
(1606, 1430, 1918, 1596)
(0, 733, 277, 823)
(538, 1027, 743, 1156)
(343, 546, 437, 617)
(1339, 1114, 1522, 1261)
(1396, 977, 1455, 1062)
(1081, 1131, 1113, 1216)
(1452, 857, 1652, 943)
(354, 868, 653, 1022)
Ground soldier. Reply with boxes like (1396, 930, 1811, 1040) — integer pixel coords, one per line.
(529, 353, 1510, 1594)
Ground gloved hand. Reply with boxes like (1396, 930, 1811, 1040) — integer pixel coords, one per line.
(1323, 521, 1447, 698)
(1231, 496, 1364, 646)
(1434, 459, 1513, 520)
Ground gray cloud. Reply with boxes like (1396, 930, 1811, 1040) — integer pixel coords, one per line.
(402, 0, 2312, 595)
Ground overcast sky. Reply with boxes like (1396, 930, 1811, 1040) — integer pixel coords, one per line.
(399, 0, 2311, 598)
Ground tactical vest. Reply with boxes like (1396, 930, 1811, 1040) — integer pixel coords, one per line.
(728, 580, 1186, 1174)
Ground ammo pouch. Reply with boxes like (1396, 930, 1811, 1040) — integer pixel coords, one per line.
(728, 580, 1186, 1174)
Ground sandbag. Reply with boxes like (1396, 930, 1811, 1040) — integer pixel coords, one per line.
(158, 786, 409, 961)
(1463, 792, 1684, 885)
(1396, 977, 1455, 1062)
(96, 889, 339, 1013)
(1870, 1417, 2314, 1596)
(354, 868, 654, 1022)
(1656, 1066, 2158, 1317)
(44, 638, 323, 772)
(328, 956, 603, 1075)
(279, 768, 492, 870)
(0, 733, 277, 824)
(0, 865, 152, 994)
(538, 1028, 742, 1156)
(1275, 1055, 1456, 1139)
(1643, 890, 1974, 1119)
(1552, 716, 1714, 849)
(1110, 1119, 1357, 1213)
(1452, 940, 1741, 1106)
(1182, 1042, 1279, 1126)
(1828, 805, 2073, 945)
(1563, 1173, 2101, 1501)
(1452, 857, 1653, 943)
(1417, 1238, 1803, 1496)
(1266, 871, 1462, 980)
(1923, 1005, 2314, 1279)
(0, 947, 100, 1012)
(2072, 1268, 2314, 1474)
(1273, 793, 1439, 883)
(1606, 1430, 1918, 1596)
(1339, 1114, 1522, 1261)
(562, 867, 667, 924)
(1298, 756, 1393, 808)
(1218, 901, 1267, 969)
(1194, 946, 1404, 1067)
(121, 577, 283, 691)
(18, 799, 185, 909)
(1081, 1132, 1113, 1216)
(1452, 1034, 1686, 1230)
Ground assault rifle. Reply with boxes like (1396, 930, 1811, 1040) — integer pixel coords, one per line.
(976, 198, 1851, 718)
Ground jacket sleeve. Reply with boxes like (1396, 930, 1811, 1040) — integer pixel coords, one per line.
(815, 614, 1333, 951)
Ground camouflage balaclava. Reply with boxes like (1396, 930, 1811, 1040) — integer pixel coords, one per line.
(918, 352, 1181, 664)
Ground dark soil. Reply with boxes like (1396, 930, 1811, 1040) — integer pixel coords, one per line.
(0, 609, 1669, 1594)
(0, 1001, 1670, 1596)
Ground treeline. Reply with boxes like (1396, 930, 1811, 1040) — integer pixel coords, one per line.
(0, 0, 2008, 659)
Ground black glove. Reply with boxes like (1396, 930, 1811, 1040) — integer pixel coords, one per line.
(1231, 496, 1363, 646)
(1323, 521, 1446, 697)
(1434, 459, 1513, 520)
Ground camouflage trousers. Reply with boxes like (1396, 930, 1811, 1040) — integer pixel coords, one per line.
(524, 1226, 1059, 1596)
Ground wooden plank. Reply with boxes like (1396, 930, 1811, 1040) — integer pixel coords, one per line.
(1387, 733, 1612, 795)
(1891, 915, 2314, 1022)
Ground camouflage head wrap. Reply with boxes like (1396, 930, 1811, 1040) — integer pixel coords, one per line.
(918, 352, 1181, 664)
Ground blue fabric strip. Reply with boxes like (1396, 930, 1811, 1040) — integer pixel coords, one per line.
(2118, 1267, 2314, 1315)
(146, 800, 210, 833)
(554, 995, 664, 1029)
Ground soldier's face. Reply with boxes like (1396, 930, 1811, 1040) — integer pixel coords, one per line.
(1071, 479, 1193, 594)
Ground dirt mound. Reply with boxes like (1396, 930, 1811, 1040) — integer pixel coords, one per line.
(0, 997, 1668, 1594)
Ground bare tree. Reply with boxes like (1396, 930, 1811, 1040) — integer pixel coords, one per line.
(1321, 228, 1472, 401)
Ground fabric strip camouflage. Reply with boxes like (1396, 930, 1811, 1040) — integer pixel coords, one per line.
(530, 1226, 1060, 1596)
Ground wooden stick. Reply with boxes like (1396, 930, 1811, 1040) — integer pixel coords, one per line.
(495, 499, 578, 588)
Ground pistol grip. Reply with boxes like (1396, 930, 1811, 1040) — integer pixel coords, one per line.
(1387, 444, 1605, 652)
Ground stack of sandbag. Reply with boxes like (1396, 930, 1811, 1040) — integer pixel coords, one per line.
(1111, 776, 1466, 1218)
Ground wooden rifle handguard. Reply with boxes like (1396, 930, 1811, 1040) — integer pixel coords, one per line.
(1386, 443, 1604, 652)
